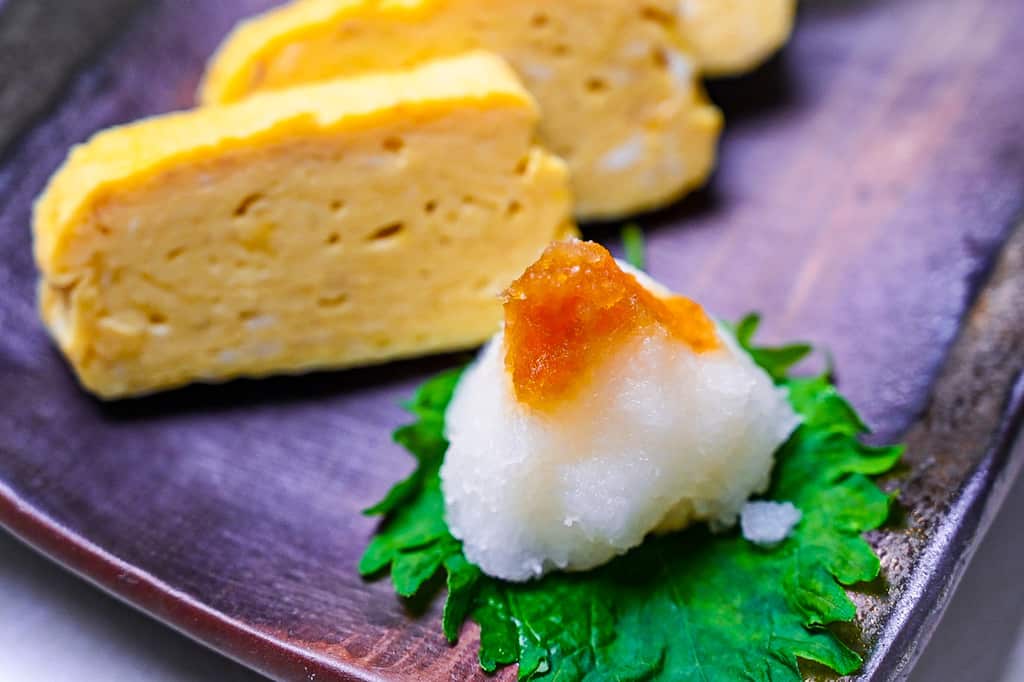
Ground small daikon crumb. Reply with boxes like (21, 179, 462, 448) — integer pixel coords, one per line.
(741, 501, 802, 546)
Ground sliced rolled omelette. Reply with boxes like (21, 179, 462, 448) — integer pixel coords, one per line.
(34, 52, 574, 399)
(199, 0, 724, 221)
(678, 0, 797, 77)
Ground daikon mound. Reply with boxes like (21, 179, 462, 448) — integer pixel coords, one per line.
(440, 243, 799, 582)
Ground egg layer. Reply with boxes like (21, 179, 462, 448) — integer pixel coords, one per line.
(200, 0, 723, 220)
(35, 53, 574, 398)
(677, 0, 797, 76)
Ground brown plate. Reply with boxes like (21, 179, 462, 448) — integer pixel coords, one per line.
(1, 0, 1023, 680)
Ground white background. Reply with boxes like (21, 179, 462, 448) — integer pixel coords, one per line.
(1, 474, 1022, 682)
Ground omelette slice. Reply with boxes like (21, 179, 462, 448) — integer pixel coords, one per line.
(678, 0, 797, 76)
(199, 0, 723, 221)
(34, 52, 574, 399)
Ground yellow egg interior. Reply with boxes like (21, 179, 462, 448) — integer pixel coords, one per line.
(678, 0, 797, 76)
(34, 52, 574, 398)
(200, 0, 723, 220)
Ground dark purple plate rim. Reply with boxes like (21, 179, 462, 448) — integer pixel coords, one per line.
(0, 481, 364, 681)
(861, 372, 1024, 680)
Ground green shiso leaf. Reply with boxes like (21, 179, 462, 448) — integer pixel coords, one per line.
(729, 313, 813, 382)
(360, 315, 901, 680)
(621, 223, 647, 271)
(361, 367, 464, 517)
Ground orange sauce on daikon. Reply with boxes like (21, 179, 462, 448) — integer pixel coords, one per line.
(502, 240, 720, 410)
